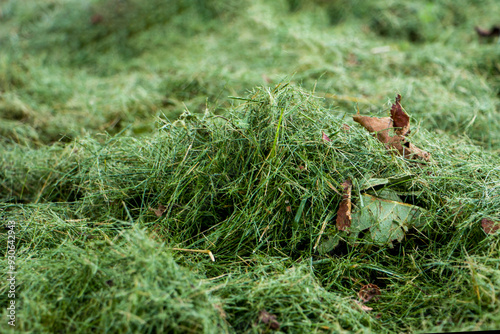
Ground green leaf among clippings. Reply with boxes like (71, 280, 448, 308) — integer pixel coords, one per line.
(350, 193, 427, 247)
(317, 233, 341, 255)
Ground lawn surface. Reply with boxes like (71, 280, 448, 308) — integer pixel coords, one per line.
(1, 0, 499, 333)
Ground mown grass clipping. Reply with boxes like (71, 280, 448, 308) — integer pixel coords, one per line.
(1, 82, 499, 333)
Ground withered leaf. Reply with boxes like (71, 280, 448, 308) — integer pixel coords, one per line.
(214, 304, 227, 319)
(358, 284, 381, 303)
(481, 218, 500, 234)
(258, 310, 280, 330)
(336, 179, 352, 231)
(352, 115, 393, 144)
(390, 94, 410, 136)
(91, 14, 104, 25)
(387, 136, 431, 162)
(352, 115, 393, 136)
(149, 204, 167, 217)
(475, 25, 500, 38)
(353, 300, 373, 311)
(352, 95, 430, 162)
(322, 131, 332, 142)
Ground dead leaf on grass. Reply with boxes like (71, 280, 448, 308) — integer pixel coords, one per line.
(353, 95, 430, 162)
(91, 14, 104, 25)
(358, 284, 381, 303)
(322, 131, 332, 142)
(258, 310, 280, 330)
(354, 299, 373, 311)
(336, 179, 352, 231)
(475, 25, 500, 38)
(390, 94, 410, 136)
(149, 204, 167, 217)
(214, 304, 227, 319)
(481, 218, 500, 234)
(352, 115, 393, 143)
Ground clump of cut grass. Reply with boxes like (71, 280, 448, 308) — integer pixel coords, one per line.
(1, 82, 499, 333)
(66, 83, 407, 256)
(216, 262, 376, 333)
(1, 0, 500, 331)
(0, 142, 82, 203)
(0, 227, 228, 333)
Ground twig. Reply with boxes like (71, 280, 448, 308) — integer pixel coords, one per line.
(171, 247, 215, 262)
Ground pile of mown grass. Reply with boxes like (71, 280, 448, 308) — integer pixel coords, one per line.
(1, 83, 499, 332)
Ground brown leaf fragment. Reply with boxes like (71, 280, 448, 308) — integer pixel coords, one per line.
(481, 218, 500, 234)
(475, 25, 500, 38)
(358, 284, 381, 303)
(336, 179, 352, 231)
(352, 115, 393, 135)
(353, 96, 430, 162)
(91, 14, 104, 25)
(214, 304, 227, 319)
(390, 94, 410, 136)
(387, 136, 431, 162)
(149, 204, 167, 217)
(258, 310, 280, 330)
(322, 131, 332, 142)
(354, 300, 373, 311)
(352, 115, 393, 144)
(342, 124, 351, 132)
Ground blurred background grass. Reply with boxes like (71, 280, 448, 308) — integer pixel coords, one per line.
(0, 0, 498, 149)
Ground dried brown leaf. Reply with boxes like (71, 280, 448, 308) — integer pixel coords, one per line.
(481, 218, 500, 234)
(353, 300, 373, 311)
(387, 136, 431, 162)
(352, 115, 392, 144)
(336, 179, 352, 231)
(390, 94, 410, 136)
(353, 95, 430, 162)
(322, 131, 332, 142)
(214, 304, 227, 319)
(475, 25, 500, 37)
(352, 115, 393, 134)
(358, 284, 381, 303)
(149, 204, 167, 217)
(91, 14, 104, 25)
(258, 310, 280, 330)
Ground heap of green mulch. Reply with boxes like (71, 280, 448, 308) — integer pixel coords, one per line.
(1, 83, 499, 332)
(1, 227, 229, 333)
